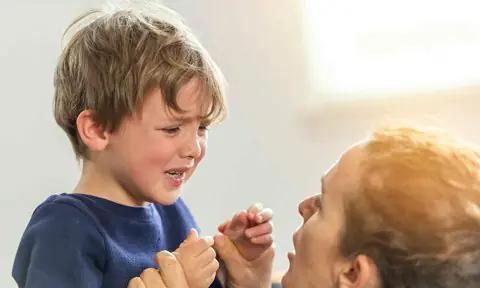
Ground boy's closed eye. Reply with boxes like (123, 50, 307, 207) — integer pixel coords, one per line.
(155, 117, 210, 135)
(157, 126, 181, 134)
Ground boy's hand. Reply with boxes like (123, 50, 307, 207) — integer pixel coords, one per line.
(218, 203, 274, 261)
(173, 228, 219, 288)
(214, 233, 274, 288)
(127, 251, 188, 288)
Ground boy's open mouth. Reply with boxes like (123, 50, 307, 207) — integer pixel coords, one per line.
(165, 169, 186, 179)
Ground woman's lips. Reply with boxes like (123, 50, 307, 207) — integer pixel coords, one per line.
(288, 251, 296, 264)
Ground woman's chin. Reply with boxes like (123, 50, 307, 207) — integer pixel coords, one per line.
(281, 260, 295, 287)
(281, 271, 292, 288)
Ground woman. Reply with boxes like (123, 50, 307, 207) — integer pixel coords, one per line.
(283, 127, 480, 288)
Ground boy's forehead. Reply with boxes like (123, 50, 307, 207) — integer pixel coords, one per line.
(161, 103, 211, 121)
(142, 84, 211, 117)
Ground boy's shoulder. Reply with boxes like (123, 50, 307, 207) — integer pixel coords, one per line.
(31, 193, 99, 224)
(12, 194, 107, 287)
(26, 193, 104, 238)
(37, 193, 90, 210)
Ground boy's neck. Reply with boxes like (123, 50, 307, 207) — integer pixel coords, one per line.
(74, 161, 148, 207)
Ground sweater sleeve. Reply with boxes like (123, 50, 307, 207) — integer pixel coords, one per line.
(12, 202, 106, 288)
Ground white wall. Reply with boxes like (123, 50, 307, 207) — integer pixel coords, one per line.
(2, 1, 480, 287)
(1, 1, 97, 286)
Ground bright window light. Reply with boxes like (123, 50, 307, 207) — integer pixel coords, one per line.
(303, 0, 480, 102)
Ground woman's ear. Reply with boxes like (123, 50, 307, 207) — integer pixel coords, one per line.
(337, 255, 380, 288)
(76, 110, 110, 152)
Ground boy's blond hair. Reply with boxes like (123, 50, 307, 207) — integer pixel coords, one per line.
(54, 4, 226, 159)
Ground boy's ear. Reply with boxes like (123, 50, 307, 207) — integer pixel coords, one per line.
(76, 110, 110, 152)
(336, 254, 380, 288)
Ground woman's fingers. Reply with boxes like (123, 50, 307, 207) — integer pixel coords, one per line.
(245, 221, 273, 238)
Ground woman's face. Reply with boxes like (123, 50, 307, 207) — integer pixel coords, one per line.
(282, 146, 365, 288)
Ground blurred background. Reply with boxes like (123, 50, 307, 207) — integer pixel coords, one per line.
(2, 0, 480, 286)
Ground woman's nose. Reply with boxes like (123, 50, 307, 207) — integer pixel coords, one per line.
(298, 197, 313, 222)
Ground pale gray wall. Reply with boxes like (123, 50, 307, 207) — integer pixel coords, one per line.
(2, 1, 480, 287)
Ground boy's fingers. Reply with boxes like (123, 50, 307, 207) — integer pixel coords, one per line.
(181, 228, 199, 246)
(197, 263, 219, 288)
(156, 251, 188, 288)
(192, 236, 214, 256)
(127, 277, 146, 288)
(202, 258, 220, 276)
(197, 247, 217, 266)
(177, 236, 214, 257)
(140, 268, 166, 288)
(245, 221, 273, 238)
(251, 233, 274, 246)
(203, 273, 217, 288)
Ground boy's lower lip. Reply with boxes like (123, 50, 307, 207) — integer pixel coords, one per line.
(165, 172, 186, 187)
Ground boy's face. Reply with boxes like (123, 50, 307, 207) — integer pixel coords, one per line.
(102, 78, 209, 206)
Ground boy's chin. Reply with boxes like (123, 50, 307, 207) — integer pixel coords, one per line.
(149, 188, 182, 205)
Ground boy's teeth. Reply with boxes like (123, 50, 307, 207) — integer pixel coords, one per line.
(166, 171, 183, 176)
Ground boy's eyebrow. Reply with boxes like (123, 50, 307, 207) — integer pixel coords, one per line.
(170, 115, 211, 123)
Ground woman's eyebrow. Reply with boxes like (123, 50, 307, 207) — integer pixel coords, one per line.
(321, 176, 326, 196)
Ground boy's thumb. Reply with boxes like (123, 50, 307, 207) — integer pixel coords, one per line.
(184, 228, 199, 243)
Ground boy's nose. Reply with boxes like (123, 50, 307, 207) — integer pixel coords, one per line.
(180, 133, 202, 159)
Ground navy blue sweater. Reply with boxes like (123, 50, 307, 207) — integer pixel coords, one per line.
(12, 193, 222, 288)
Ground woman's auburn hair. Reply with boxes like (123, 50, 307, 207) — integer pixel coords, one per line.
(341, 127, 480, 287)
